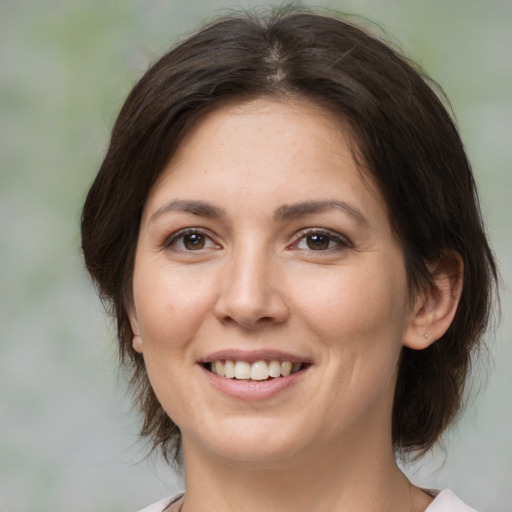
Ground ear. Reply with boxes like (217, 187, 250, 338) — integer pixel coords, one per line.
(127, 305, 144, 354)
(403, 251, 464, 350)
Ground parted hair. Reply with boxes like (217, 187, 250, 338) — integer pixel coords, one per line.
(81, 8, 498, 465)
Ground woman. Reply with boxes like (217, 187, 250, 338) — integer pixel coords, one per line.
(81, 9, 497, 512)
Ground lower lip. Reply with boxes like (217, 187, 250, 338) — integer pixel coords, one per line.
(201, 366, 307, 400)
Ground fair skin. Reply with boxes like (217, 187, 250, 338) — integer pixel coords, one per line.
(129, 98, 463, 512)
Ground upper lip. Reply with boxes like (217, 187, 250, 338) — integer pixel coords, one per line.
(199, 349, 312, 365)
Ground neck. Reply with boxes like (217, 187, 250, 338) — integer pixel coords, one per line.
(180, 432, 431, 512)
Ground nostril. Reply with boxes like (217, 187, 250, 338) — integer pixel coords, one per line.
(218, 314, 275, 330)
(214, 272, 289, 328)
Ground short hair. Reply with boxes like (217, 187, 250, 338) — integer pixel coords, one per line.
(81, 9, 498, 464)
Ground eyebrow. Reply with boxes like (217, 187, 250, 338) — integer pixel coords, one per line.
(274, 200, 368, 226)
(150, 200, 226, 222)
(150, 199, 368, 226)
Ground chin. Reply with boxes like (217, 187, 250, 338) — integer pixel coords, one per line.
(190, 418, 313, 467)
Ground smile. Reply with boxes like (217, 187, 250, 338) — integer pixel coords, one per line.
(208, 360, 305, 381)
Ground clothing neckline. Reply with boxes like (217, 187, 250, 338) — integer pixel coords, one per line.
(139, 488, 477, 512)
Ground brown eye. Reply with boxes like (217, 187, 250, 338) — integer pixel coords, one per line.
(306, 234, 331, 250)
(165, 228, 220, 253)
(183, 233, 206, 250)
(294, 229, 350, 252)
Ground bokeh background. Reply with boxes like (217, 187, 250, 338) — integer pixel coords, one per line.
(1, 0, 511, 510)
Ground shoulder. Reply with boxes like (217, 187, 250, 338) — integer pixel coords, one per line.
(135, 492, 184, 512)
(425, 489, 479, 512)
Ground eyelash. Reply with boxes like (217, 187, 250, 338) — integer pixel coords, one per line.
(164, 227, 351, 254)
(163, 228, 219, 252)
(291, 228, 352, 252)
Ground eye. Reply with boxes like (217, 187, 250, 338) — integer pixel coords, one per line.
(165, 229, 219, 252)
(294, 229, 350, 252)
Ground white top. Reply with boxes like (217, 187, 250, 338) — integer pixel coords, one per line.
(136, 493, 181, 512)
(425, 489, 478, 512)
(136, 489, 478, 512)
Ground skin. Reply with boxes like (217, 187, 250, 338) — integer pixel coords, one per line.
(129, 98, 462, 512)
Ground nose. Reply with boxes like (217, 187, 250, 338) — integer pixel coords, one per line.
(214, 245, 289, 330)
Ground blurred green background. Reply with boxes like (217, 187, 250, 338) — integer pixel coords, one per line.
(1, 0, 510, 510)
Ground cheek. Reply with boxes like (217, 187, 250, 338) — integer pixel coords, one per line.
(132, 261, 219, 347)
(293, 261, 409, 343)
(296, 264, 408, 427)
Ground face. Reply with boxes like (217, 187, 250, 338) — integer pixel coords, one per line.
(130, 98, 417, 467)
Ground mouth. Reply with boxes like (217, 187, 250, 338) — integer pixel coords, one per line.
(200, 351, 311, 399)
(204, 359, 309, 381)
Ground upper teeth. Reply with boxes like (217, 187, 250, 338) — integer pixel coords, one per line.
(210, 360, 302, 380)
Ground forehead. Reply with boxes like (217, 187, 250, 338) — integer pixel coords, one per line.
(143, 98, 385, 223)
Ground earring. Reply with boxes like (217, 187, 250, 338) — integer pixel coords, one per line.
(423, 333, 429, 339)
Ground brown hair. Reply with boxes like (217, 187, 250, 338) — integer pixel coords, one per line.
(81, 9, 498, 464)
